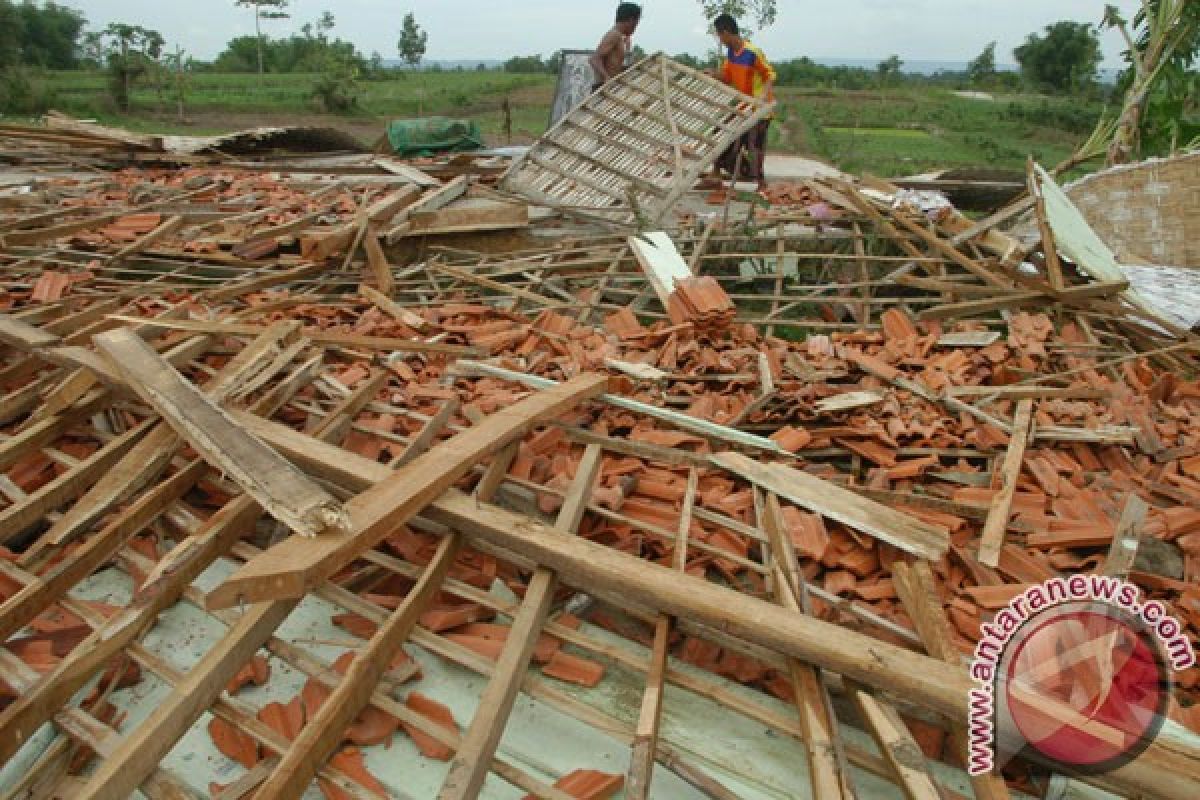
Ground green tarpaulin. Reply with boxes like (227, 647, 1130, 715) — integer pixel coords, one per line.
(385, 117, 484, 157)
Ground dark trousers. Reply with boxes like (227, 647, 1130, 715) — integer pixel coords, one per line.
(717, 120, 770, 182)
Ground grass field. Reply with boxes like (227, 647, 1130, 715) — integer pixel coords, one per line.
(24, 68, 1105, 179)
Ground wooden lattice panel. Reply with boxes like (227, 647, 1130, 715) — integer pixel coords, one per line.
(501, 53, 773, 226)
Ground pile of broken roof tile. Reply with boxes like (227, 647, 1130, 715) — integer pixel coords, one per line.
(2, 136, 1200, 800)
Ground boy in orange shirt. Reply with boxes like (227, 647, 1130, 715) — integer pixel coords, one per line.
(709, 13, 775, 191)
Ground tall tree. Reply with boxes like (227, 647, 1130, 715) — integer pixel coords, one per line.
(696, 0, 777, 31)
(967, 42, 997, 87)
(4, 1, 85, 69)
(876, 54, 903, 89)
(1104, 0, 1199, 164)
(1013, 21, 1101, 93)
(0, 1, 23, 68)
(235, 0, 290, 76)
(95, 23, 164, 111)
(397, 12, 428, 69)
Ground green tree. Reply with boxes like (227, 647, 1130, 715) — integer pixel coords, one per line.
(1014, 21, 1101, 93)
(696, 0, 777, 31)
(967, 41, 997, 87)
(94, 23, 164, 111)
(397, 12, 427, 69)
(1104, 0, 1199, 163)
(0, 1, 23, 68)
(235, 0, 290, 76)
(876, 54, 903, 88)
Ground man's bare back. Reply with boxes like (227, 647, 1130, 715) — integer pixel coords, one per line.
(589, 5, 640, 90)
(591, 27, 627, 87)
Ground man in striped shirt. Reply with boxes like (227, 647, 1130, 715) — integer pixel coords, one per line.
(709, 13, 776, 191)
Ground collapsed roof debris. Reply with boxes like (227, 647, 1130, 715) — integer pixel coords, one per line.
(0, 88, 1199, 800)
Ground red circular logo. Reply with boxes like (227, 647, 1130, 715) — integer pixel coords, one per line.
(1001, 606, 1169, 773)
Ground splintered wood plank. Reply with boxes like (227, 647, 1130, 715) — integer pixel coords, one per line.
(977, 398, 1035, 567)
(712, 452, 948, 560)
(94, 328, 349, 539)
(75, 600, 297, 800)
(440, 445, 603, 800)
(851, 689, 942, 800)
(255, 534, 460, 800)
(68, 360, 386, 800)
(1103, 495, 1149, 578)
(207, 373, 608, 609)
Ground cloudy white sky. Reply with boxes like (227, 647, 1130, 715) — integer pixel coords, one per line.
(67, 0, 1140, 67)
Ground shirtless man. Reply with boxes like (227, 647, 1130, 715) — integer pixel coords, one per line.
(590, 3, 642, 92)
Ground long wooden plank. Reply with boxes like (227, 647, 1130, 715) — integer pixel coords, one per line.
(207, 373, 607, 608)
(712, 452, 948, 560)
(439, 444, 602, 800)
(94, 328, 349, 539)
(103, 314, 480, 356)
(977, 398, 1035, 567)
(238, 411, 1200, 800)
(255, 534, 459, 800)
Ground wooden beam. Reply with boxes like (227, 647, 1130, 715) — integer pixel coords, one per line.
(94, 328, 349, 539)
(439, 445, 602, 800)
(977, 398, 1035, 567)
(0, 460, 206, 644)
(712, 452, 948, 561)
(103, 314, 481, 357)
(206, 374, 607, 608)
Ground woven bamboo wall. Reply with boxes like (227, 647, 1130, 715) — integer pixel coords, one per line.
(1063, 150, 1199, 268)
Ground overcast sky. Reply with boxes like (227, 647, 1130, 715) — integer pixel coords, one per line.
(67, 0, 1140, 67)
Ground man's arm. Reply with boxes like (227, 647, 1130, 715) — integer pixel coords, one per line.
(589, 30, 620, 83)
(755, 49, 776, 99)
